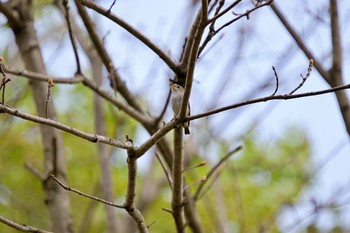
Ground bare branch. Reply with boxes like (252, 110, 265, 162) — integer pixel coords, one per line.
(215, 0, 273, 35)
(201, 0, 209, 23)
(289, 59, 313, 95)
(198, 0, 226, 55)
(45, 79, 55, 118)
(0, 216, 52, 233)
(271, 66, 279, 96)
(62, 0, 82, 74)
(186, 83, 350, 122)
(135, 120, 178, 157)
(270, 3, 330, 83)
(0, 103, 132, 150)
(0, 2, 22, 29)
(194, 146, 242, 200)
(50, 174, 125, 208)
(172, 128, 185, 232)
(0, 61, 11, 104)
(78, 0, 180, 75)
(74, 0, 144, 112)
(2, 66, 153, 125)
(207, 0, 241, 24)
(180, 6, 208, 123)
(125, 140, 149, 233)
(156, 152, 173, 189)
(4, 66, 84, 84)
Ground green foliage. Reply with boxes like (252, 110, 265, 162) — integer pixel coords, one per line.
(185, 129, 312, 233)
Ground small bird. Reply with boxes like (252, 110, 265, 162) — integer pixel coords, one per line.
(170, 83, 190, 135)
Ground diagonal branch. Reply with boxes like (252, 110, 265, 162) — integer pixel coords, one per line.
(207, 0, 241, 24)
(50, 174, 125, 208)
(2, 66, 153, 126)
(215, 0, 273, 35)
(74, 0, 143, 112)
(0, 103, 132, 150)
(78, 0, 180, 75)
(270, 2, 331, 83)
(62, 0, 82, 74)
(194, 146, 242, 200)
(0, 215, 53, 233)
(0, 2, 22, 29)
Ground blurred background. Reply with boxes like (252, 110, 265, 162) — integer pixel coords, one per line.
(0, 0, 350, 232)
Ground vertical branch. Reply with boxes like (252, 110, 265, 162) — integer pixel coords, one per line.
(124, 140, 148, 233)
(0, 58, 11, 104)
(329, 0, 350, 136)
(62, 0, 81, 74)
(180, 2, 208, 120)
(172, 127, 185, 232)
(46, 78, 55, 118)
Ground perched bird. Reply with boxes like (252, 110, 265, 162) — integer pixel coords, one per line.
(170, 83, 190, 135)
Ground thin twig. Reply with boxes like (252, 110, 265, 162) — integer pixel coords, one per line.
(24, 163, 46, 181)
(195, 169, 221, 201)
(63, 0, 82, 74)
(271, 66, 279, 96)
(50, 174, 125, 208)
(154, 89, 171, 126)
(45, 78, 55, 118)
(198, 0, 226, 56)
(289, 59, 313, 95)
(207, 0, 242, 24)
(107, 0, 116, 13)
(182, 160, 207, 173)
(0, 215, 53, 233)
(194, 146, 242, 200)
(270, 3, 330, 83)
(215, 0, 273, 35)
(155, 152, 173, 189)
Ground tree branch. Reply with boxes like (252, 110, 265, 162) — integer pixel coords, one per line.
(270, 2, 331, 83)
(0, 215, 53, 233)
(74, 0, 144, 112)
(2, 66, 153, 126)
(172, 128, 185, 232)
(62, 0, 82, 74)
(186, 83, 350, 122)
(207, 0, 241, 24)
(215, 0, 273, 35)
(194, 146, 242, 200)
(50, 174, 125, 208)
(78, 0, 180, 75)
(125, 140, 149, 233)
(4, 65, 84, 83)
(0, 103, 132, 149)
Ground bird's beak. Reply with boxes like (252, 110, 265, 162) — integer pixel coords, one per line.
(169, 83, 175, 89)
